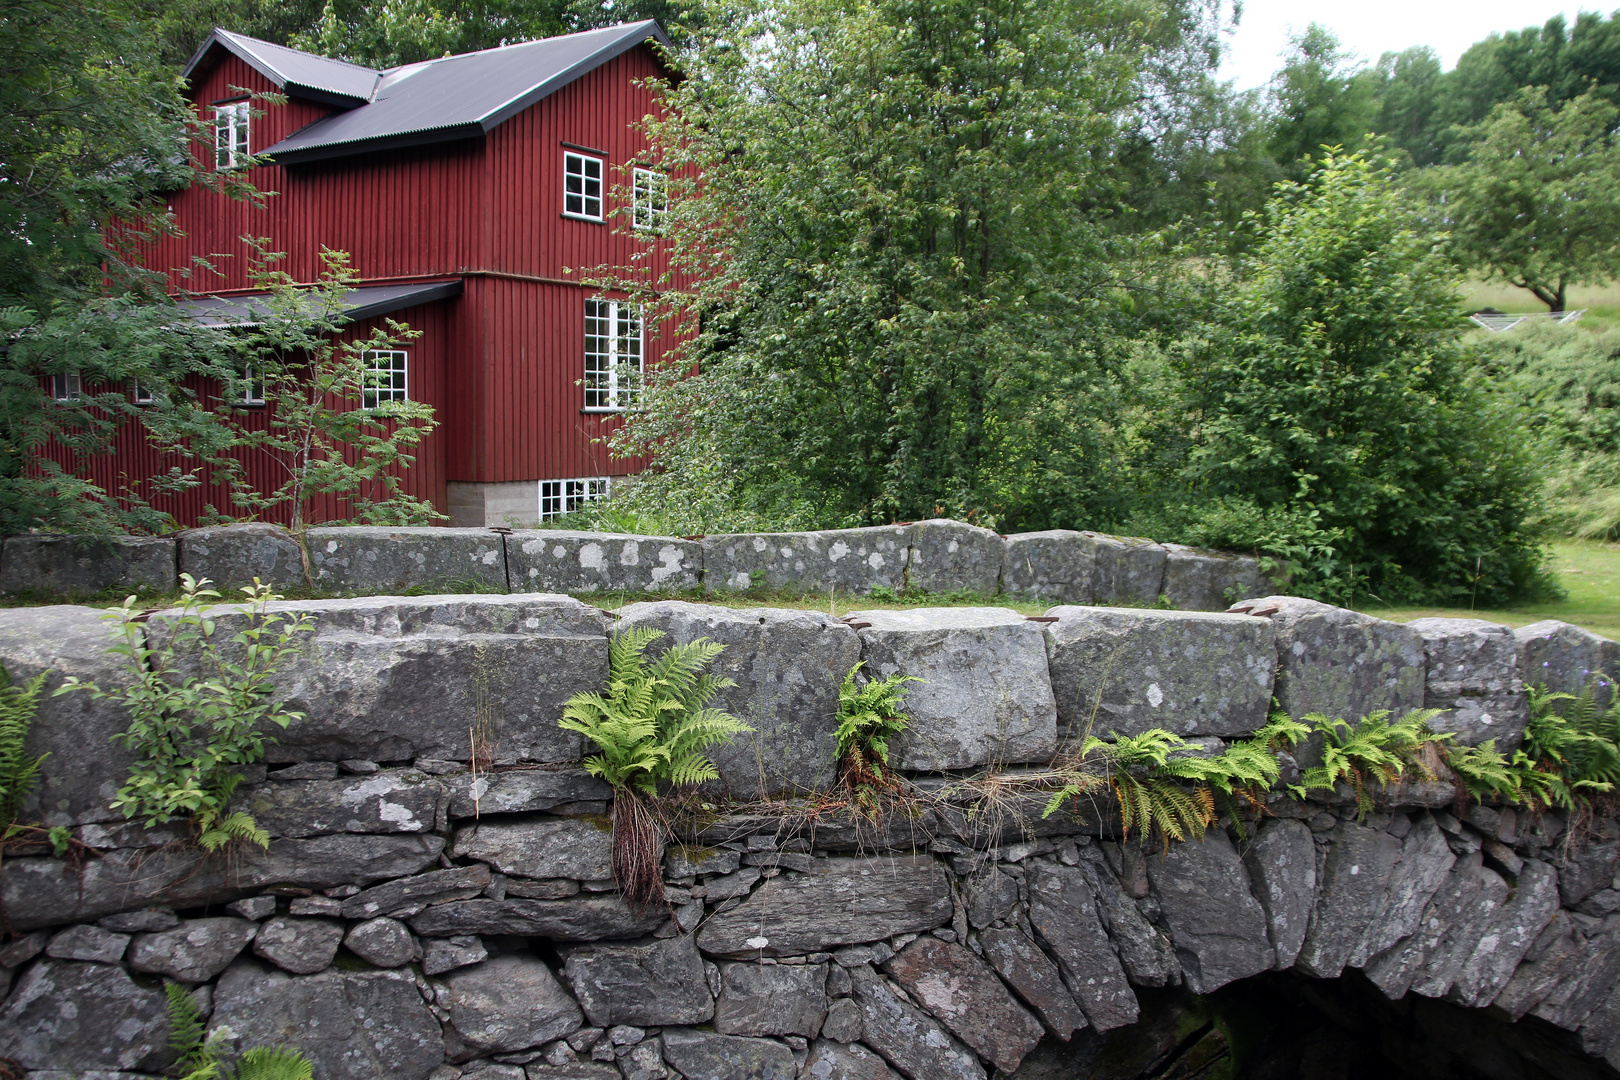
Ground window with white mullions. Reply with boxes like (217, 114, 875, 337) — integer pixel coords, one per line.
(132, 378, 155, 404)
(540, 477, 610, 521)
(214, 101, 250, 170)
(583, 299, 642, 410)
(240, 366, 265, 405)
(632, 167, 667, 232)
(564, 151, 603, 220)
(51, 372, 82, 402)
(362, 349, 409, 408)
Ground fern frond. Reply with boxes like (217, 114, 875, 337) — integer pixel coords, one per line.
(230, 1046, 315, 1080)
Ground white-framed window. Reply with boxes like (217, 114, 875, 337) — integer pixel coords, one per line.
(362, 349, 409, 408)
(51, 372, 82, 402)
(564, 151, 603, 220)
(540, 477, 610, 521)
(131, 378, 155, 404)
(632, 167, 667, 233)
(240, 365, 265, 405)
(583, 299, 642, 410)
(214, 100, 250, 170)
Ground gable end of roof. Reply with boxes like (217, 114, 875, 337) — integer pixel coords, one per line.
(182, 29, 378, 108)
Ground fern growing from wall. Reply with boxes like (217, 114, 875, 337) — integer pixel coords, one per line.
(0, 664, 49, 832)
(835, 662, 918, 816)
(166, 982, 313, 1080)
(560, 627, 750, 907)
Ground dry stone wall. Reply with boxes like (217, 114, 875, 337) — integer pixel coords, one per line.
(0, 521, 1276, 612)
(3, 592, 1620, 1080)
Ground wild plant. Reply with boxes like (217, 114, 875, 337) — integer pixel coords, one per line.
(1447, 683, 1620, 814)
(0, 665, 49, 830)
(559, 627, 751, 906)
(167, 982, 313, 1080)
(835, 662, 918, 815)
(57, 574, 314, 851)
(1292, 708, 1446, 817)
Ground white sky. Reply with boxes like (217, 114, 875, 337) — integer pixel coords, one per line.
(1218, 0, 1602, 90)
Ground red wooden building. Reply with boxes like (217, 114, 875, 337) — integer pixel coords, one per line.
(116, 21, 677, 527)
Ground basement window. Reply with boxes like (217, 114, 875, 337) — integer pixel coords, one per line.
(583, 299, 642, 410)
(214, 101, 250, 170)
(540, 477, 610, 520)
(564, 151, 604, 220)
(362, 349, 409, 408)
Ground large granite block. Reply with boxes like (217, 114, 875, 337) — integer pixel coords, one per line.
(452, 814, 616, 881)
(151, 594, 609, 763)
(905, 519, 1003, 595)
(1516, 619, 1620, 707)
(1043, 606, 1275, 739)
(1410, 618, 1529, 748)
(0, 959, 169, 1072)
(702, 526, 912, 594)
(210, 960, 443, 1080)
(616, 601, 860, 796)
(507, 531, 700, 594)
(1159, 544, 1269, 611)
(563, 935, 714, 1026)
(883, 937, 1044, 1073)
(1085, 533, 1167, 607)
(0, 534, 175, 596)
(696, 855, 952, 958)
(0, 605, 139, 826)
(850, 607, 1057, 770)
(1025, 862, 1138, 1031)
(177, 524, 305, 591)
(1000, 531, 1094, 604)
(306, 526, 507, 592)
(1236, 596, 1425, 721)
(1143, 831, 1274, 993)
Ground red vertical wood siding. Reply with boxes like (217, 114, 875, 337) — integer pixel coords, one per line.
(42, 302, 453, 528)
(79, 37, 683, 527)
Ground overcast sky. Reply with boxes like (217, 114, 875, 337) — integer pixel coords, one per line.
(1217, 1, 1603, 90)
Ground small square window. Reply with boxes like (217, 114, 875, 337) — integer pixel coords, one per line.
(362, 350, 409, 408)
(132, 378, 155, 404)
(539, 477, 611, 521)
(214, 101, 250, 171)
(51, 372, 82, 402)
(564, 151, 603, 220)
(632, 167, 667, 233)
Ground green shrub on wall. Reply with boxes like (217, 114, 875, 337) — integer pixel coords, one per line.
(58, 574, 314, 851)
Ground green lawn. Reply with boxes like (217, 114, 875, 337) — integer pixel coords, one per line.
(1361, 541, 1620, 641)
(1459, 279, 1620, 331)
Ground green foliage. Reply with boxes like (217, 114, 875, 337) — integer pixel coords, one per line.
(1292, 708, 1446, 817)
(1264, 25, 1382, 177)
(1446, 683, 1620, 814)
(835, 662, 917, 813)
(1424, 88, 1620, 313)
(167, 981, 314, 1080)
(0, 667, 50, 830)
(57, 574, 314, 849)
(599, 0, 1169, 531)
(559, 627, 750, 797)
(1163, 152, 1549, 604)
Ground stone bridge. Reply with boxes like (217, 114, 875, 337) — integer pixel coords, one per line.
(1, 588, 1618, 1080)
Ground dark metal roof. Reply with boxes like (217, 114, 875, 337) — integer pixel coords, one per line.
(174, 280, 463, 328)
(184, 29, 380, 107)
(258, 21, 672, 165)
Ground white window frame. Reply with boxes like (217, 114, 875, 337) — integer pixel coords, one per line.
(362, 349, 410, 409)
(131, 377, 155, 405)
(563, 151, 604, 221)
(51, 372, 82, 402)
(632, 167, 667, 233)
(583, 299, 642, 411)
(539, 477, 611, 521)
(240, 365, 265, 405)
(214, 100, 250, 170)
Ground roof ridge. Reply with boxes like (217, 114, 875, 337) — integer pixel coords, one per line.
(214, 28, 381, 76)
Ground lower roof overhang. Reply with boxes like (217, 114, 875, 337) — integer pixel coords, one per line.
(174, 279, 463, 328)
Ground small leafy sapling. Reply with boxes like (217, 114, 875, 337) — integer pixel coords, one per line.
(560, 627, 751, 906)
(58, 574, 315, 851)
